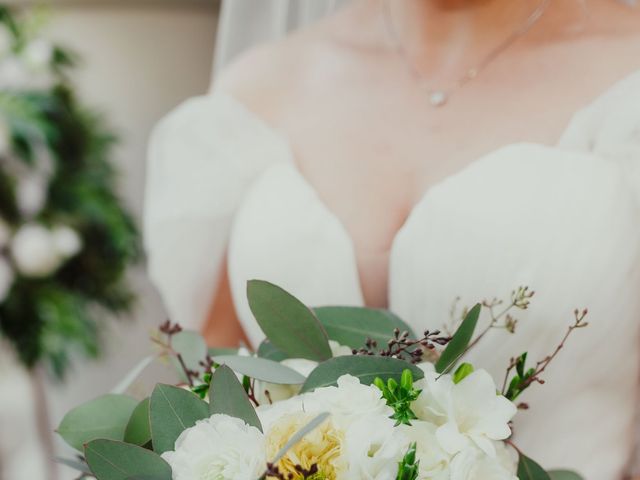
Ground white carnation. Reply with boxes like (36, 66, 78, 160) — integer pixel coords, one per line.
(344, 416, 409, 480)
(51, 225, 82, 258)
(161, 414, 266, 480)
(403, 420, 451, 480)
(10, 223, 62, 277)
(449, 442, 517, 480)
(413, 369, 517, 456)
(0, 257, 14, 303)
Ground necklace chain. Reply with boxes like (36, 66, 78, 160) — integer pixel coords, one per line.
(382, 0, 551, 107)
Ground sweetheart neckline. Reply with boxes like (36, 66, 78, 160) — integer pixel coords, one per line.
(217, 69, 639, 304)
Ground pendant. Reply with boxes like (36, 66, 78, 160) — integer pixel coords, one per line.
(428, 90, 448, 107)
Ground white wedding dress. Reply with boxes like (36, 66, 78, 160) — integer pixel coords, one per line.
(144, 70, 640, 479)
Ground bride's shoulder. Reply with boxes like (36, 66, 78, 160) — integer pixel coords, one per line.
(215, 2, 379, 116)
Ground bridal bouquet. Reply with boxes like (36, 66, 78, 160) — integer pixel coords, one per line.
(57, 280, 585, 480)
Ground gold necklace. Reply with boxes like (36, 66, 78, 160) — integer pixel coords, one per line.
(382, 0, 550, 107)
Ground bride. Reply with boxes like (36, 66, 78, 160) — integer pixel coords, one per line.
(144, 0, 640, 478)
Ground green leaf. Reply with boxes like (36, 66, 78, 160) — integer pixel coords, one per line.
(212, 355, 305, 384)
(209, 365, 262, 432)
(57, 394, 138, 451)
(453, 363, 474, 384)
(84, 439, 171, 480)
(517, 454, 551, 480)
(300, 355, 424, 393)
(207, 347, 239, 356)
(170, 331, 207, 382)
(257, 340, 289, 362)
(548, 471, 584, 480)
(435, 303, 481, 373)
(149, 384, 208, 454)
(124, 398, 151, 446)
(247, 280, 332, 361)
(314, 306, 416, 349)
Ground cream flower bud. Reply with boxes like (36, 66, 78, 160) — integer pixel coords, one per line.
(11, 224, 62, 277)
(16, 174, 48, 217)
(51, 225, 82, 258)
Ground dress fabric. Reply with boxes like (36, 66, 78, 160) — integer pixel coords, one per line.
(144, 71, 640, 479)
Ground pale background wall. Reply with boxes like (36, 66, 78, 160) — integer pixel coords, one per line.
(30, 3, 219, 478)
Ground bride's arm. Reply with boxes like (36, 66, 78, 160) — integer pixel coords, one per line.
(203, 259, 249, 347)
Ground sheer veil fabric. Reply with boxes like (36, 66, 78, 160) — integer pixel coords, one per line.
(212, 0, 348, 77)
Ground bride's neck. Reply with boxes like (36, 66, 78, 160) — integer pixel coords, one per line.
(382, 0, 589, 75)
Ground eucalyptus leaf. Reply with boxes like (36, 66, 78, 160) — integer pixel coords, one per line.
(247, 280, 332, 361)
(149, 384, 208, 454)
(85, 439, 171, 480)
(517, 453, 551, 480)
(212, 355, 305, 384)
(209, 365, 262, 431)
(124, 398, 151, 446)
(57, 394, 138, 451)
(300, 355, 423, 393)
(548, 471, 584, 480)
(435, 303, 482, 373)
(257, 340, 289, 362)
(314, 306, 416, 349)
(208, 347, 239, 356)
(170, 331, 207, 381)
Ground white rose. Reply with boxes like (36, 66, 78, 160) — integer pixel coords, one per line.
(16, 174, 48, 217)
(161, 414, 266, 480)
(10, 224, 62, 277)
(0, 257, 14, 303)
(449, 442, 517, 480)
(51, 225, 82, 258)
(413, 369, 517, 456)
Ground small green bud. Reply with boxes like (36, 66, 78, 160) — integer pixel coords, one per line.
(401, 369, 413, 390)
(453, 363, 474, 384)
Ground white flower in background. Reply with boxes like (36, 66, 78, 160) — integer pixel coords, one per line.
(161, 414, 266, 480)
(51, 225, 82, 257)
(10, 223, 62, 277)
(0, 257, 14, 303)
(255, 357, 317, 404)
(449, 442, 518, 480)
(254, 340, 351, 405)
(16, 174, 48, 217)
(22, 38, 53, 70)
(0, 217, 10, 248)
(413, 369, 517, 456)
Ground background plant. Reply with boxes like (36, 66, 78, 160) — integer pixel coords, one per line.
(0, 6, 139, 377)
